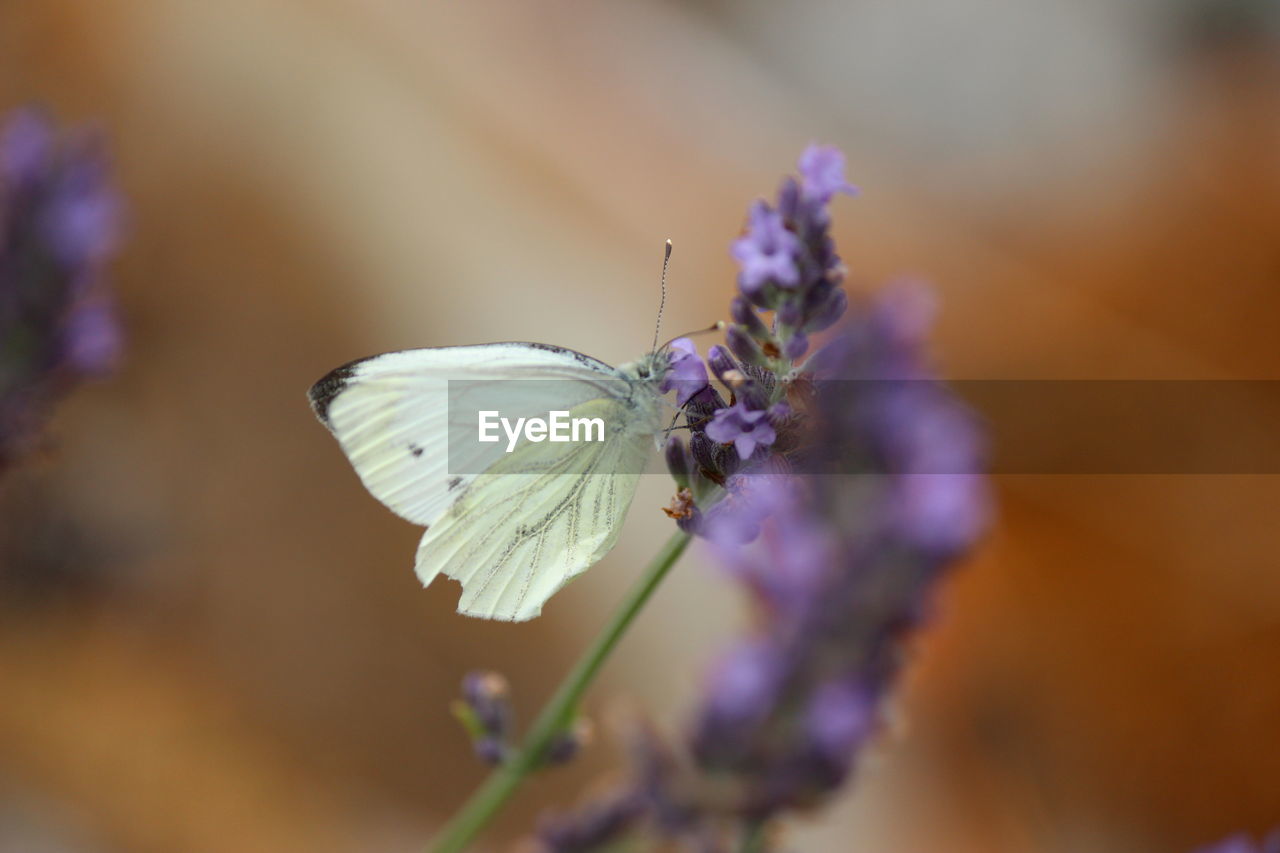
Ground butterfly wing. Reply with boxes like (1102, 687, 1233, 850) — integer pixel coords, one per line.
(309, 343, 622, 528)
(309, 343, 663, 620)
(415, 395, 654, 621)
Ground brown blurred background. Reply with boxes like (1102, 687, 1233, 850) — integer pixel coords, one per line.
(2, 1, 1279, 851)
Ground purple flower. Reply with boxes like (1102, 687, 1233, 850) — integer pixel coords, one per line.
(893, 473, 988, 559)
(532, 790, 646, 853)
(659, 337, 709, 407)
(44, 154, 121, 268)
(731, 201, 800, 294)
(0, 107, 123, 473)
(1, 109, 53, 186)
(527, 146, 987, 851)
(683, 287, 987, 819)
(62, 296, 122, 375)
(705, 403, 777, 460)
(804, 679, 875, 768)
(798, 144, 858, 202)
(701, 638, 786, 727)
(705, 473, 832, 612)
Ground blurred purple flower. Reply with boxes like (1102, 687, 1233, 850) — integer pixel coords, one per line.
(1, 110, 53, 184)
(684, 287, 988, 819)
(531, 790, 647, 853)
(804, 679, 875, 767)
(698, 638, 786, 728)
(798, 144, 859, 202)
(525, 146, 988, 851)
(0, 107, 123, 472)
(731, 201, 800, 294)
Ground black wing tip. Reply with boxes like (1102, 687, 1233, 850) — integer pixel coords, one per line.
(307, 361, 361, 425)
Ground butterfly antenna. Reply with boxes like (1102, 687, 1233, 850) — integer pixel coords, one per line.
(651, 239, 672, 354)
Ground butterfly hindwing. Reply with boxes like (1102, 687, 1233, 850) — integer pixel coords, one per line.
(415, 395, 652, 620)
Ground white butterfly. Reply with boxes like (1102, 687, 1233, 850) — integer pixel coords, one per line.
(309, 342, 673, 621)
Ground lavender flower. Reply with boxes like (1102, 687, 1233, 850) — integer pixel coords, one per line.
(0, 107, 122, 473)
(688, 291, 987, 817)
(730, 202, 800, 295)
(668, 143, 857, 505)
(453, 670, 592, 770)
(522, 145, 988, 852)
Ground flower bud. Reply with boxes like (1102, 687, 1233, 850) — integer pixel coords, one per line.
(776, 299, 803, 330)
(454, 670, 513, 766)
(726, 325, 768, 367)
(473, 736, 507, 766)
(543, 718, 593, 767)
(776, 176, 801, 221)
(730, 296, 771, 341)
(663, 436, 690, 490)
(676, 501, 704, 535)
(783, 332, 809, 361)
(804, 287, 847, 333)
(705, 345, 739, 385)
(461, 670, 510, 734)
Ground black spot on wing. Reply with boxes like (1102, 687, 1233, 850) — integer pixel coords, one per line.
(447, 476, 463, 491)
(409, 443, 424, 458)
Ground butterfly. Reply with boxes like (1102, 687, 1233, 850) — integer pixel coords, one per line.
(308, 338, 677, 622)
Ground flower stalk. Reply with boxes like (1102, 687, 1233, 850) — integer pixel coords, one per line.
(430, 530, 692, 853)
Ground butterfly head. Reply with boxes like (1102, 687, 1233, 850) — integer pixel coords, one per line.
(625, 348, 673, 385)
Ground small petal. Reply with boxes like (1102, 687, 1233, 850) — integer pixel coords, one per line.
(798, 144, 858, 201)
(706, 404, 778, 461)
(659, 337, 710, 407)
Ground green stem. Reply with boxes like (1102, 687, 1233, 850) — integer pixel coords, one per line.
(429, 530, 692, 853)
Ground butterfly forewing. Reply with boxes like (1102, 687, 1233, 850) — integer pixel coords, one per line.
(310, 344, 623, 527)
